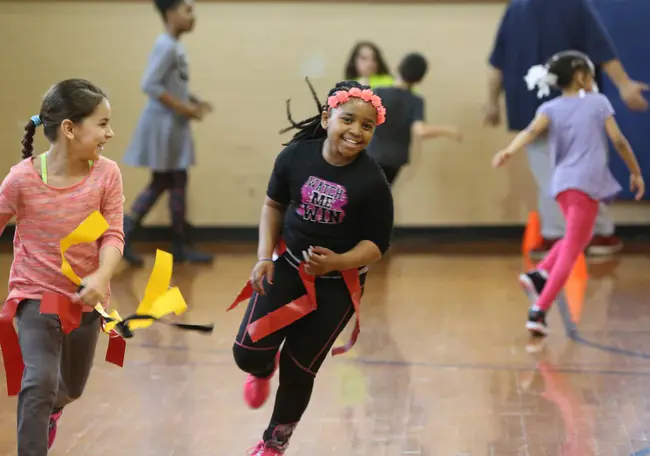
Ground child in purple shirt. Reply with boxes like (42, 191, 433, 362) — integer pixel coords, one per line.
(492, 50, 645, 337)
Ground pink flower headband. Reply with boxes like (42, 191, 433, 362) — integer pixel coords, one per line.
(327, 87, 386, 125)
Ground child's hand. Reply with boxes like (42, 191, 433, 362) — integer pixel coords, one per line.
(630, 173, 645, 200)
(483, 101, 501, 126)
(449, 128, 463, 143)
(199, 101, 213, 114)
(185, 103, 204, 120)
(76, 272, 110, 308)
(492, 149, 513, 168)
(302, 246, 341, 276)
(250, 259, 274, 295)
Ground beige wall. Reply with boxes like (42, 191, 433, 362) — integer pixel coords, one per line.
(0, 1, 647, 227)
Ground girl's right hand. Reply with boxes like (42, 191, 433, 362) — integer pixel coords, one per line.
(251, 259, 274, 295)
(492, 149, 513, 168)
(185, 103, 204, 120)
(630, 173, 645, 200)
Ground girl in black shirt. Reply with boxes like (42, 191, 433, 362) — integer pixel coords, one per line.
(229, 79, 394, 455)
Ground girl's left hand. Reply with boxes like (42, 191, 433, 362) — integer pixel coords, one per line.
(302, 246, 342, 276)
(630, 173, 645, 200)
(75, 272, 110, 308)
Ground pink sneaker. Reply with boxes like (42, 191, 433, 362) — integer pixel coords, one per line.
(248, 440, 285, 455)
(48, 409, 63, 449)
(248, 423, 295, 455)
(244, 352, 280, 409)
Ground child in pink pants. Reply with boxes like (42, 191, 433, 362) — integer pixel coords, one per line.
(492, 50, 645, 336)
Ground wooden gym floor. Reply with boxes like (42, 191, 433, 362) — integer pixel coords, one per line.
(0, 242, 649, 455)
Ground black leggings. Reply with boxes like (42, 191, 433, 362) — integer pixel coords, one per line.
(233, 253, 364, 432)
(130, 171, 187, 234)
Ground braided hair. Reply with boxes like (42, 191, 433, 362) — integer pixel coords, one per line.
(280, 79, 370, 146)
(21, 79, 106, 159)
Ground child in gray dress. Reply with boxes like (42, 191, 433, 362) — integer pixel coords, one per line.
(122, 0, 212, 265)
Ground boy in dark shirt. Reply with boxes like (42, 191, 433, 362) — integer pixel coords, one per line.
(367, 53, 462, 185)
(229, 79, 394, 455)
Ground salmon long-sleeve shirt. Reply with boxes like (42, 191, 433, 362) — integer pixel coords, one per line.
(0, 156, 125, 310)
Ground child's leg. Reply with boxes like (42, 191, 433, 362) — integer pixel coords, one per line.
(232, 257, 305, 408)
(525, 190, 598, 336)
(129, 172, 172, 220)
(537, 238, 564, 274)
(54, 313, 101, 409)
(253, 275, 361, 453)
(15, 300, 63, 456)
(535, 190, 598, 312)
(168, 170, 213, 263)
(123, 172, 173, 266)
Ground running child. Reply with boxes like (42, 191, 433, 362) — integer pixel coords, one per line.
(231, 79, 394, 455)
(0, 79, 124, 454)
(492, 50, 644, 336)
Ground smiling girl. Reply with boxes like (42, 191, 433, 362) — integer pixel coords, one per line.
(0, 78, 124, 455)
(231, 79, 394, 455)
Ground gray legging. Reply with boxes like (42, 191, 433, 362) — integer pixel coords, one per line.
(526, 135, 615, 239)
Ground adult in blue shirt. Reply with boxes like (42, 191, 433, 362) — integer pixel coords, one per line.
(484, 0, 648, 259)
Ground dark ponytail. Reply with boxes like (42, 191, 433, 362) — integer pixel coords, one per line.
(21, 118, 37, 159)
(280, 78, 369, 146)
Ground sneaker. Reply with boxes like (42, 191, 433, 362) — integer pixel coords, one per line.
(518, 270, 547, 304)
(248, 441, 285, 456)
(48, 409, 63, 449)
(526, 308, 548, 337)
(586, 235, 623, 256)
(248, 423, 295, 455)
(244, 352, 280, 409)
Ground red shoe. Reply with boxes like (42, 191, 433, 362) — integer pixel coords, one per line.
(244, 352, 280, 409)
(48, 409, 63, 449)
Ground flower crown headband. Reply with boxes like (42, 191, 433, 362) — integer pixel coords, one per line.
(327, 87, 386, 125)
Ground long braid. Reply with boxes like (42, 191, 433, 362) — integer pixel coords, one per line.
(280, 78, 370, 146)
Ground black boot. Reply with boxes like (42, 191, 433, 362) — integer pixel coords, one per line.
(123, 215, 144, 267)
(171, 232, 213, 264)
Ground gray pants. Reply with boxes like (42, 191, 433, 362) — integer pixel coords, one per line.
(16, 300, 100, 456)
(526, 136, 615, 239)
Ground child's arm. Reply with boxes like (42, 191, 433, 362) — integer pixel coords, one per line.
(0, 171, 19, 235)
(257, 147, 293, 261)
(251, 148, 292, 292)
(337, 179, 394, 269)
(412, 121, 462, 142)
(492, 113, 549, 167)
(409, 96, 461, 142)
(142, 40, 200, 119)
(257, 197, 286, 262)
(97, 163, 125, 279)
(604, 115, 645, 199)
(77, 163, 124, 305)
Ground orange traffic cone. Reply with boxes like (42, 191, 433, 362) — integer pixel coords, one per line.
(522, 211, 542, 256)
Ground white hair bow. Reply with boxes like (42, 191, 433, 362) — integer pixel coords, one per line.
(524, 65, 558, 99)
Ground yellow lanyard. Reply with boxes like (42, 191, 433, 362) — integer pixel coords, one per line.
(40, 154, 93, 184)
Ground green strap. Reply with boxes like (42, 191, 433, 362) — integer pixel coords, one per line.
(40, 154, 93, 184)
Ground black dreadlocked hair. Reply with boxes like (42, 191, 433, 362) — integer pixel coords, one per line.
(280, 78, 370, 146)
